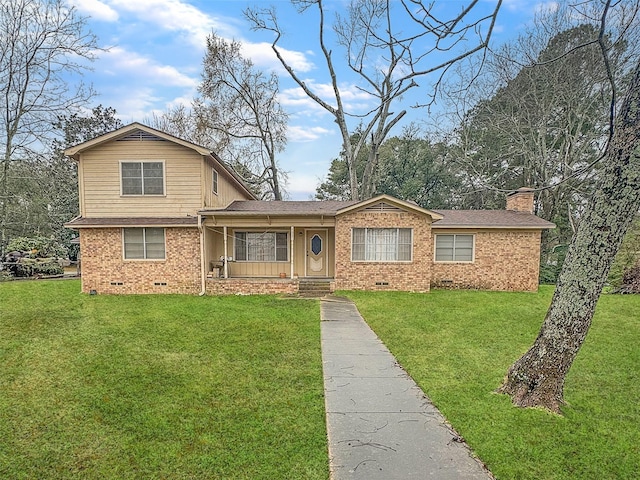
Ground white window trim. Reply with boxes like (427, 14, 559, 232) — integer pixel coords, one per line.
(434, 233, 475, 263)
(212, 169, 219, 195)
(233, 230, 290, 263)
(119, 160, 167, 197)
(122, 227, 167, 261)
(350, 227, 413, 263)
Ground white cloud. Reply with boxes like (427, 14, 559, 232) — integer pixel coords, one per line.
(107, 0, 240, 46)
(534, 2, 559, 15)
(104, 86, 160, 121)
(68, 0, 119, 22)
(241, 42, 315, 74)
(280, 80, 373, 116)
(102, 47, 198, 87)
(285, 172, 321, 199)
(93, 1, 316, 77)
(287, 125, 332, 142)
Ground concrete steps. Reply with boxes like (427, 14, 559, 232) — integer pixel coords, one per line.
(298, 278, 332, 297)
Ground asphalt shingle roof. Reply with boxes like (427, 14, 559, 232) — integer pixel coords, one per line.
(201, 200, 555, 229)
(431, 209, 555, 229)
(65, 217, 198, 227)
(202, 200, 359, 216)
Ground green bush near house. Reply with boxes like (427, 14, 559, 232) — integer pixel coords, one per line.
(0, 280, 328, 480)
(346, 287, 640, 480)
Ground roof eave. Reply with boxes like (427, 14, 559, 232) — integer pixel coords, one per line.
(64, 122, 212, 157)
(431, 223, 555, 230)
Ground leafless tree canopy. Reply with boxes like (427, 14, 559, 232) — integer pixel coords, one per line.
(245, 0, 501, 200)
(0, 0, 98, 253)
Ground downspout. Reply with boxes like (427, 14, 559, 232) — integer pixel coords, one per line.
(223, 226, 229, 279)
(290, 226, 294, 279)
(199, 215, 206, 296)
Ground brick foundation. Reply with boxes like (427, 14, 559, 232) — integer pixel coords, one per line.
(79, 227, 201, 294)
(334, 210, 432, 292)
(206, 278, 300, 295)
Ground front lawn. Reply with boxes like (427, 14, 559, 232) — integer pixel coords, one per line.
(0, 280, 328, 479)
(346, 287, 640, 480)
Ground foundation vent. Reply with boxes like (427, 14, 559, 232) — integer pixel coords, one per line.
(154, 282, 167, 286)
(110, 281, 124, 286)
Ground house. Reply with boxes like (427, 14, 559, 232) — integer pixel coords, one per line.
(65, 123, 555, 295)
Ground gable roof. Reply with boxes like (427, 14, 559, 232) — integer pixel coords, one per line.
(64, 122, 210, 157)
(336, 194, 444, 220)
(431, 209, 555, 229)
(64, 122, 257, 200)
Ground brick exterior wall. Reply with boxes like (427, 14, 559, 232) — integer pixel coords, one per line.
(206, 278, 299, 295)
(79, 227, 201, 294)
(334, 210, 432, 292)
(431, 230, 542, 292)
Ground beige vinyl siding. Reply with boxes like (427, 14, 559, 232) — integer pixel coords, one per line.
(79, 141, 203, 217)
(203, 160, 252, 207)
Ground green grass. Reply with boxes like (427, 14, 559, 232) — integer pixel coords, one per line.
(0, 280, 328, 479)
(345, 287, 640, 480)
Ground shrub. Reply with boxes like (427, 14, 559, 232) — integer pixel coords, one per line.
(13, 258, 63, 277)
(6, 236, 68, 259)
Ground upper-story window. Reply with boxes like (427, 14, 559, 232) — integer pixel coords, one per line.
(212, 169, 219, 195)
(121, 161, 164, 195)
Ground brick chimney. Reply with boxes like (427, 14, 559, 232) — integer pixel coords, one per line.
(506, 187, 535, 214)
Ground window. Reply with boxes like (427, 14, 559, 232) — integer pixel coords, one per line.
(351, 228, 412, 262)
(121, 161, 164, 195)
(435, 234, 474, 262)
(234, 232, 288, 262)
(123, 228, 165, 259)
(212, 169, 219, 195)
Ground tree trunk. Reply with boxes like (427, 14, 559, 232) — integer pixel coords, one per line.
(497, 60, 640, 414)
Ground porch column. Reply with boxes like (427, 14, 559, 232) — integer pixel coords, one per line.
(290, 226, 295, 279)
(223, 226, 229, 279)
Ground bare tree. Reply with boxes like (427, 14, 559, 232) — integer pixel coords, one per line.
(198, 34, 288, 200)
(0, 0, 97, 254)
(147, 104, 217, 150)
(498, 0, 640, 413)
(245, 0, 501, 200)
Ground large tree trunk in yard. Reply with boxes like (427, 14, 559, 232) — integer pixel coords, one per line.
(497, 60, 640, 414)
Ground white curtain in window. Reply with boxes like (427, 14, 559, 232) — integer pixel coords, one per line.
(247, 233, 275, 261)
(366, 228, 397, 261)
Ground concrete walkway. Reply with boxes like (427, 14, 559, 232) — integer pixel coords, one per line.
(320, 297, 493, 480)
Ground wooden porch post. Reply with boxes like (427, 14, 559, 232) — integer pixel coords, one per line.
(290, 226, 295, 279)
(223, 226, 228, 279)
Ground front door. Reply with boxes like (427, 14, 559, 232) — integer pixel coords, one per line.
(306, 230, 327, 277)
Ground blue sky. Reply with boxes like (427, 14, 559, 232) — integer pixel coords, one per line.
(67, 0, 555, 199)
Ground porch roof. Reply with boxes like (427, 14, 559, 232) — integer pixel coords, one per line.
(200, 200, 358, 217)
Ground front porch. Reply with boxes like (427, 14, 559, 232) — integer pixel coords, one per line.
(205, 276, 335, 296)
(203, 219, 335, 280)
